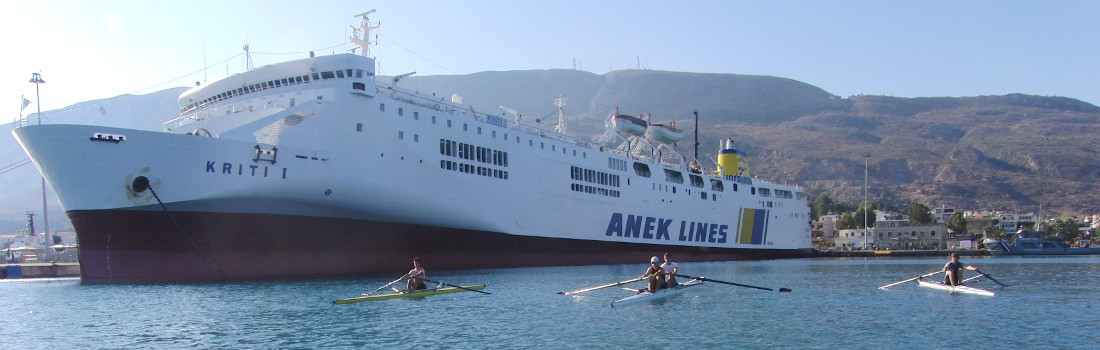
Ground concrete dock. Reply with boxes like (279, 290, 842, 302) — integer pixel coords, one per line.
(2, 263, 80, 279)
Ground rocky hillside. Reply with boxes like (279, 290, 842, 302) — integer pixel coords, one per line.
(405, 70, 1100, 215)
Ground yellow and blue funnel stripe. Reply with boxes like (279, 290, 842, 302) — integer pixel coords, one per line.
(737, 208, 769, 245)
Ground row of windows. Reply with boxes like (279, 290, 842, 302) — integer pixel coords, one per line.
(879, 231, 938, 237)
(570, 166, 620, 187)
(183, 68, 369, 113)
(441, 160, 509, 179)
(571, 183, 621, 198)
(440, 139, 508, 166)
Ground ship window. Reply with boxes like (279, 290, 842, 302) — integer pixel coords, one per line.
(711, 179, 724, 191)
(296, 76, 303, 83)
(273, 80, 280, 87)
(398, 131, 404, 140)
(379, 103, 385, 112)
(751, 187, 756, 195)
(321, 71, 335, 79)
(664, 169, 684, 184)
(353, 82, 366, 90)
(478, 127, 482, 134)
(414, 134, 419, 142)
(633, 163, 651, 178)
(430, 115, 435, 124)
(336, 70, 345, 78)
(281, 78, 289, 85)
(356, 123, 362, 132)
(689, 175, 704, 188)
(447, 120, 452, 127)
(312, 73, 320, 80)
(304, 75, 311, 83)
(355, 69, 363, 78)
(398, 107, 404, 116)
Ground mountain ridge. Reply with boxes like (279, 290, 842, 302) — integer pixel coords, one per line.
(2, 69, 1096, 233)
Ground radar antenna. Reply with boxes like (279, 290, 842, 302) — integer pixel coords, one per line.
(351, 9, 380, 57)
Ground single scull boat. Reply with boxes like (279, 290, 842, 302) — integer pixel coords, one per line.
(610, 278, 703, 307)
(332, 284, 487, 304)
(916, 279, 994, 296)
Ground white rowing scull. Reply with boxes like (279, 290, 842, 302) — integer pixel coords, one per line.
(610, 278, 703, 307)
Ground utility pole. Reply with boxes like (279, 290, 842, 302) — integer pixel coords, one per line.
(863, 154, 870, 250)
(29, 72, 49, 247)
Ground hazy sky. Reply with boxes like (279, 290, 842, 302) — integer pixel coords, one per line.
(5, 0, 1099, 116)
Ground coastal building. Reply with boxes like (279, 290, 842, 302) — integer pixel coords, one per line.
(997, 212, 1037, 232)
(932, 205, 956, 224)
(811, 213, 839, 249)
(833, 210, 948, 250)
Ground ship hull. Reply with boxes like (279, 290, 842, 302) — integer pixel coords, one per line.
(69, 209, 807, 283)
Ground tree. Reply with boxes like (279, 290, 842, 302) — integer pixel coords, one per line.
(945, 212, 967, 235)
(837, 212, 858, 230)
(907, 202, 933, 225)
(1044, 216, 1082, 242)
(810, 193, 836, 220)
(984, 226, 1006, 239)
(853, 204, 876, 229)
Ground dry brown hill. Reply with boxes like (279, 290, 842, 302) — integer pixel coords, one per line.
(405, 70, 1100, 215)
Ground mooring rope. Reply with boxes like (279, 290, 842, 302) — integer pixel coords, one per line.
(147, 185, 228, 279)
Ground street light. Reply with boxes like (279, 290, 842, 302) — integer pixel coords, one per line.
(29, 72, 49, 247)
(863, 154, 870, 250)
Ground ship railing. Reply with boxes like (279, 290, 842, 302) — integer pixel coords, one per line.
(383, 86, 596, 148)
(163, 97, 291, 132)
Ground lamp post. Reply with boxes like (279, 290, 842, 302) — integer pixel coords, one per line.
(29, 72, 49, 247)
(863, 154, 870, 250)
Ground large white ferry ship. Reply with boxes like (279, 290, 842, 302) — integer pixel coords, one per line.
(14, 11, 811, 283)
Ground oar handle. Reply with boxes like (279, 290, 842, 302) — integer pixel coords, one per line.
(422, 278, 491, 294)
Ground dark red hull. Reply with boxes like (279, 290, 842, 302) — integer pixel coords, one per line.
(69, 209, 809, 284)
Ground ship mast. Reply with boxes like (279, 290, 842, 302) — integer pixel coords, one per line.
(554, 95, 567, 133)
(350, 9, 379, 57)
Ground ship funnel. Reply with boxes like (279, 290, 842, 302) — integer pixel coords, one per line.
(716, 138, 750, 178)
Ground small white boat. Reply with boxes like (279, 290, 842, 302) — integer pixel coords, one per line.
(610, 114, 648, 137)
(644, 122, 685, 144)
(916, 279, 994, 296)
(610, 278, 703, 307)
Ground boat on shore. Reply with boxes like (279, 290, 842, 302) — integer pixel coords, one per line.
(916, 279, 994, 296)
(12, 10, 811, 284)
(982, 230, 1100, 256)
(610, 278, 703, 307)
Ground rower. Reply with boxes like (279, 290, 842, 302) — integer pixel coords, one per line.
(639, 256, 666, 293)
(661, 253, 679, 288)
(942, 252, 977, 286)
(398, 257, 427, 292)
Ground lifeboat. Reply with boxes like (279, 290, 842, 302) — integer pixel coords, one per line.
(610, 114, 648, 136)
(644, 121, 684, 144)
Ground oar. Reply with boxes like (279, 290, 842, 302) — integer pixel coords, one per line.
(363, 277, 405, 296)
(878, 271, 943, 290)
(675, 274, 791, 292)
(972, 268, 1008, 287)
(421, 278, 491, 295)
(558, 276, 646, 295)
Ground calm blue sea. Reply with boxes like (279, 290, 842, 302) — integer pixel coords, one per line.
(3, 256, 1098, 349)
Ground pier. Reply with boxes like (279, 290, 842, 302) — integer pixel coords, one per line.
(1, 263, 80, 279)
(812, 249, 990, 258)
